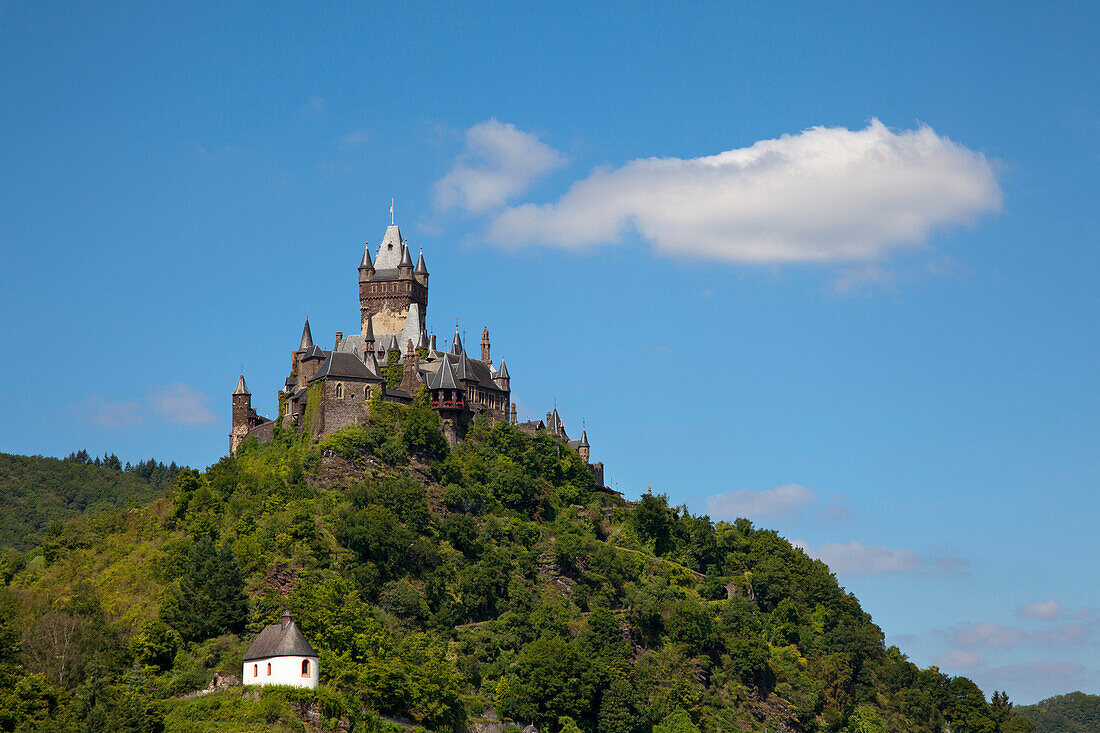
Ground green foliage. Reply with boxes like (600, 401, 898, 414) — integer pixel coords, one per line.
(0, 430, 1037, 733)
(160, 537, 248, 642)
(1017, 691, 1098, 732)
(385, 349, 402, 389)
(0, 452, 180, 551)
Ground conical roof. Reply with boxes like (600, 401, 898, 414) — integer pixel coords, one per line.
(233, 373, 250, 396)
(580, 429, 589, 448)
(364, 314, 375, 343)
(359, 242, 373, 270)
(456, 351, 471, 380)
(415, 250, 427, 275)
(399, 243, 413, 268)
(428, 357, 460, 390)
(374, 225, 404, 269)
(243, 613, 318, 661)
(496, 359, 510, 379)
(451, 328, 464, 355)
(299, 319, 314, 351)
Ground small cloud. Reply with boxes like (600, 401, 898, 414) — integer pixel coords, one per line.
(936, 649, 984, 669)
(707, 483, 817, 519)
(832, 262, 896, 295)
(820, 496, 853, 523)
(700, 288, 714, 300)
(942, 620, 1096, 650)
(341, 130, 369, 145)
(1017, 600, 1066, 620)
(805, 540, 924, 576)
(303, 96, 327, 118)
(146, 383, 217, 425)
(73, 395, 143, 428)
(654, 344, 674, 355)
(487, 119, 1001, 265)
(434, 119, 568, 214)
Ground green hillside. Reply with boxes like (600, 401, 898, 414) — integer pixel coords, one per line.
(0, 451, 180, 553)
(1017, 692, 1100, 732)
(0, 391, 1038, 732)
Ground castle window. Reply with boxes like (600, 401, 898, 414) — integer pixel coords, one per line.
(301, 659, 310, 677)
(336, 384, 344, 399)
(267, 663, 271, 676)
(253, 664, 258, 677)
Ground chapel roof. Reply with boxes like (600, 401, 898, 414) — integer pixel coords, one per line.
(243, 613, 318, 661)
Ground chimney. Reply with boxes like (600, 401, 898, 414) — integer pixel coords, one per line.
(481, 327, 491, 363)
(334, 332, 343, 349)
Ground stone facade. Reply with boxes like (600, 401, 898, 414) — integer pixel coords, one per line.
(230, 212, 604, 482)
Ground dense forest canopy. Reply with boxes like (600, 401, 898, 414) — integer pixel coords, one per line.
(0, 390, 1040, 731)
(0, 452, 180, 552)
(1016, 692, 1100, 732)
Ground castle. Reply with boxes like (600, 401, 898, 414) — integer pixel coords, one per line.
(230, 215, 603, 485)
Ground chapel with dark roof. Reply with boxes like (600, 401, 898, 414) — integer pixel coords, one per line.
(230, 212, 603, 486)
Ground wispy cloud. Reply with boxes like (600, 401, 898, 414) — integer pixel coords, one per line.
(936, 649, 984, 669)
(941, 619, 1097, 650)
(303, 96, 327, 118)
(434, 119, 568, 214)
(707, 483, 817, 519)
(146, 383, 217, 425)
(486, 119, 1001, 264)
(73, 395, 143, 428)
(803, 540, 925, 576)
(1017, 600, 1067, 620)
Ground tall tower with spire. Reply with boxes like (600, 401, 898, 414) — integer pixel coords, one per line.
(357, 214, 428, 336)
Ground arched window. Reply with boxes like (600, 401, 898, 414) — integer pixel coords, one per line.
(253, 664, 258, 677)
(266, 663, 271, 676)
(301, 659, 310, 677)
(335, 383, 344, 399)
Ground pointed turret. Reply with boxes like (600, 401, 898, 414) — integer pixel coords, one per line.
(399, 243, 414, 269)
(451, 327, 464, 356)
(415, 250, 427, 275)
(494, 358, 511, 391)
(299, 319, 314, 352)
(359, 241, 374, 274)
(234, 373, 250, 396)
(364, 314, 375, 349)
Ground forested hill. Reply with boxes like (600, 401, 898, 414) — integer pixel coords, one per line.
(1017, 692, 1100, 732)
(0, 391, 1038, 732)
(0, 451, 181, 552)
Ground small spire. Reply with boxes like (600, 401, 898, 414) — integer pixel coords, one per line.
(359, 241, 373, 270)
(451, 324, 464, 355)
(364, 314, 375, 344)
(580, 428, 589, 448)
(399, 242, 414, 268)
(415, 249, 427, 275)
(299, 318, 313, 351)
(234, 373, 250, 396)
(390, 198, 395, 226)
(496, 358, 510, 379)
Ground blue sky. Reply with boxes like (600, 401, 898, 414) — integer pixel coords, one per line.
(1, 1, 1097, 704)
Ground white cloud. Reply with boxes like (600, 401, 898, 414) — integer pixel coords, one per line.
(944, 620, 1095, 650)
(924, 555, 971, 577)
(434, 119, 568, 214)
(936, 649, 984, 669)
(805, 540, 924, 576)
(707, 483, 816, 519)
(487, 119, 1000, 263)
(147, 383, 217, 425)
(1017, 600, 1066, 619)
(74, 395, 143, 428)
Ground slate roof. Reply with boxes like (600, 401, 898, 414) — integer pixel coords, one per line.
(399, 243, 413, 268)
(427, 357, 460, 390)
(496, 359, 510, 379)
(298, 320, 314, 351)
(450, 329, 464, 355)
(359, 243, 373, 270)
(243, 614, 318, 661)
(373, 225, 404, 269)
(311, 351, 381, 382)
(415, 250, 427, 275)
(301, 344, 326, 362)
(234, 374, 250, 396)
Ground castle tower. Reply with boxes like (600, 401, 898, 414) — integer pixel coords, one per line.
(230, 373, 252, 454)
(481, 327, 491, 363)
(358, 220, 428, 336)
(494, 358, 510, 392)
(292, 318, 313, 373)
(579, 429, 590, 463)
(414, 249, 429, 287)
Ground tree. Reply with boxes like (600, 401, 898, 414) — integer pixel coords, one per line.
(160, 537, 248, 642)
(497, 637, 597, 730)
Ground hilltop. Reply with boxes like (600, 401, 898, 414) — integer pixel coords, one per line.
(0, 393, 1037, 732)
(1017, 692, 1100, 732)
